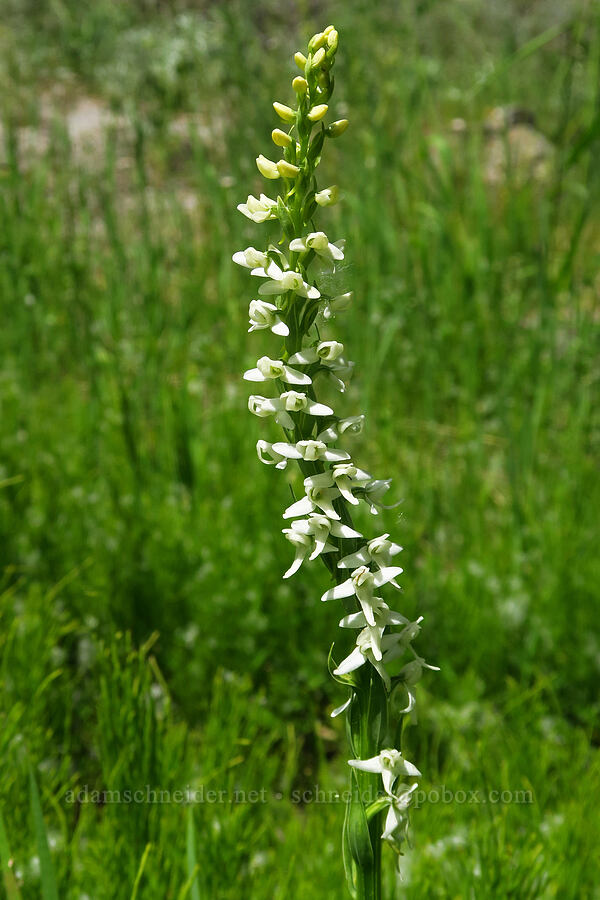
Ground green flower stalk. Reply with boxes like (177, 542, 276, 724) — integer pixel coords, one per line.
(233, 25, 438, 898)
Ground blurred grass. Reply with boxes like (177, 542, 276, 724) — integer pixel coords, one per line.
(0, 0, 599, 896)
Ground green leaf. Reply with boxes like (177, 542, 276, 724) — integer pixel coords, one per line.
(28, 769, 58, 900)
(328, 643, 359, 688)
(343, 767, 375, 898)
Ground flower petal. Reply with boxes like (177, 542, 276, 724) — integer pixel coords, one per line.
(330, 696, 352, 718)
(271, 320, 290, 336)
(283, 496, 314, 519)
(338, 547, 371, 568)
(347, 756, 383, 774)
(272, 442, 302, 459)
(321, 578, 354, 602)
(333, 647, 366, 675)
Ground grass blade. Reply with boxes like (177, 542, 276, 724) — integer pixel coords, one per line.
(186, 806, 201, 900)
(130, 843, 152, 900)
(28, 769, 58, 900)
(0, 807, 22, 900)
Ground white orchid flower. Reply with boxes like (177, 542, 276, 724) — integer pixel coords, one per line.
(331, 463, 371, 505)
(288, 342, 353, 391)
(321, 565, 403, 626)
(395, 654, 440, 683)
(282, 513, 361, 577)
(322, 291, 353, 320)
(338, 533, 403, 570)
(289, 232, 344, 271)
(315, 186, 338, 207)
(232, 247, 269, 269)
(256, 440, 288, 469)
(248, 299, 289, 336)
(339, 600, 409, 631)
(360, 479, 403, 515)
(248, 391, 333, 430)
(334, 621, 430, 690)
(381, 784, 419, 849)
(282, 521, 336, 578)
(252, 260, 320, 299)
(243, 356, 311, 386)
(283, 473, 341, 520)
(338, 608, 416, 664)
(333, 627, 400, 689)
(348, 748, 421, 795)
(317, 415, 365, 443)
(237, 193, 277, 223)
(271, 439, 350, 463)
(288, 340, 344, 365)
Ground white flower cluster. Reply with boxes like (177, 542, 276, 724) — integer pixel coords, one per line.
(233, 24, 436, 855)
(349, 750, 420, 852)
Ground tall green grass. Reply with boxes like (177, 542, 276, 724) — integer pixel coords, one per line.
(0, 0, 599, 896)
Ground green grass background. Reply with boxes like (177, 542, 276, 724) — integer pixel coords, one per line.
(0, 0, 599, 896)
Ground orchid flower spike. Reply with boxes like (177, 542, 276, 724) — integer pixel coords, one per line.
(234, 24, 435, 886)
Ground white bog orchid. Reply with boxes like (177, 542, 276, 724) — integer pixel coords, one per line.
(348, 749, 421, 795)
(253, 260, 320, 299)
(338, 533, 403, 570)
(271, 439, 350, 463)
(256, 439, 288, 469)
(321, 565, 403, 626)
(248, 299, 289, 336)
(335, 622, 431, 690)
(289, 341, 353, 391)
(288, 340, 344, 365)
(282, 522, 336, 578)
(236, 28, 434, 880)
(248, 392, 333, 430)
(282, 513, 362, 577)
(381, 784, 419, 849)
(289, 231, 344, 270)
(282, 472, 365, 522)
(237, 193, 278, 223)
(322, 291, 353, 320)
(334, 628, 405, 690)
(339, 600, 409, 631)
(315, 186, 338, 206)
(232, 247, 269, 269)
(243, 356, 312, 386)
(331, 463, 371, 504)
(317, 415, 365, 443)
(361, 478, 403, 515)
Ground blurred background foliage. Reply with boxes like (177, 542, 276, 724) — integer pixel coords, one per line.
(0, 0, 599, 896)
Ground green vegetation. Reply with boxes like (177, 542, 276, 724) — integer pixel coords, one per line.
(0, 1, 599, 896)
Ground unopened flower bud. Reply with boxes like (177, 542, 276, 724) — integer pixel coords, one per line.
(327, 29, 339, 53)
(323, 25, 335, 36)
(308, 104, 328, 122)
(308, 32, 327, 53)
(292, 76, 308, 94)
(273, 102, 296, 123)
(327, 119, 349, 138)
(256, 154, 280, 179)
(272, 128, 292, 148)
(277, 160, 300, 178)
(317, 341, 344, 361)
(315, 185, 339, 206)
(294, 51, 307, 70)
(311, 47, 326, 68)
